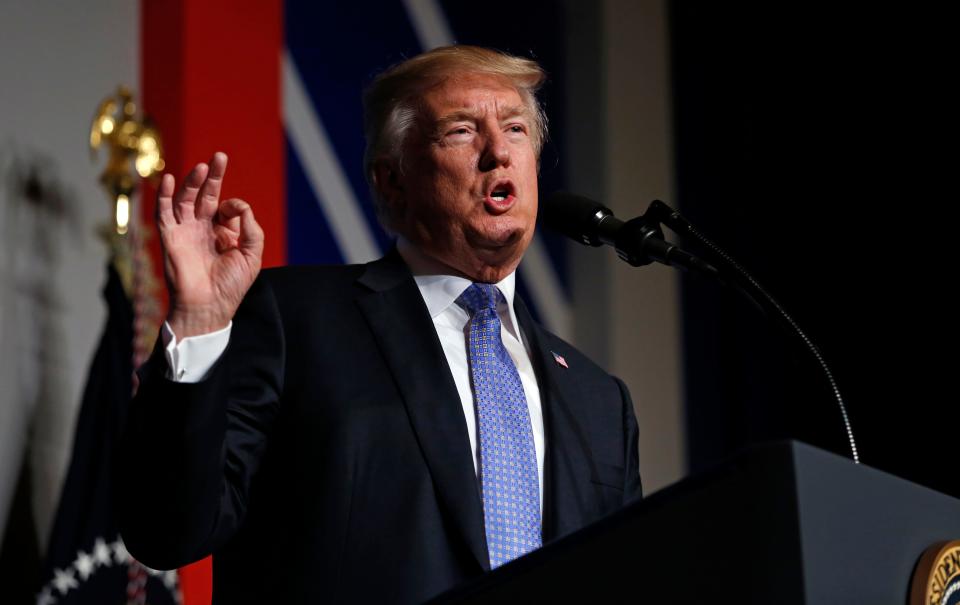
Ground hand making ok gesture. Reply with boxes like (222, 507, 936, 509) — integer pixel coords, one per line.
(157, 152, 264, 338)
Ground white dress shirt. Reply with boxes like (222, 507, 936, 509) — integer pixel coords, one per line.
(162, 243, 545, 508)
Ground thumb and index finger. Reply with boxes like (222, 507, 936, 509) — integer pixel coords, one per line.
(155, 151, 264, 262)
(218, 197, 265, 258)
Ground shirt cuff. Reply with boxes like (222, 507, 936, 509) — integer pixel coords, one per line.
(161, 321, 232, 383)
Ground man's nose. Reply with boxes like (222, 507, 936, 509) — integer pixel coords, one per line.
(478, 130, 511, 171)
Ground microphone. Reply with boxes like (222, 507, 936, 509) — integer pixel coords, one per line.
(540, 192, 717, 276)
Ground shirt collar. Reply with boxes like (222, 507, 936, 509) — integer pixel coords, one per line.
(397, 237, 521, 337)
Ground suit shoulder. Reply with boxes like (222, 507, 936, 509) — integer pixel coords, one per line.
(252, 264, 368, 317)
(260, 263, 368, 296)
(260, 264, 365, 291)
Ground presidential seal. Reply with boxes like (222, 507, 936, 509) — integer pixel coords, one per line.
(912, 540, 960, 605)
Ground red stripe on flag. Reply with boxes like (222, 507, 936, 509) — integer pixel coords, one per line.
(141, 0, 286, 271)
(140, 1, 285, 604)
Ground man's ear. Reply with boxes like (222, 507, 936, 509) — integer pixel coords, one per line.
(372, 159, 405, 220)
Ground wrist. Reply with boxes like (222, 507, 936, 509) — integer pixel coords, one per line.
(167, 305, 231, 338)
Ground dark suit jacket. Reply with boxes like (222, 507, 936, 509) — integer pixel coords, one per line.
(118, 251, 642, 603)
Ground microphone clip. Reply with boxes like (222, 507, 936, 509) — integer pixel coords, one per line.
(615, 214, 668, 267)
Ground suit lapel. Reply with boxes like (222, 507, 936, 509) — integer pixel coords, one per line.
(355, 252, 490, 572)
(514, 297, 596, 543)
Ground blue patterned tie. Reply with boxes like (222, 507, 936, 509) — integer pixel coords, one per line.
(456, 283, 541, 568)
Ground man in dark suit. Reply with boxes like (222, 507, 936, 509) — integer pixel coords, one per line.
(119, 46, 642, 603)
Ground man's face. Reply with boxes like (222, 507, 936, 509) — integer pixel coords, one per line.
(385, 72, 539, 283)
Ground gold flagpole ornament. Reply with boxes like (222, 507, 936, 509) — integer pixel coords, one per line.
(89, 86, 164, 235)
(88, 86, 165, 363)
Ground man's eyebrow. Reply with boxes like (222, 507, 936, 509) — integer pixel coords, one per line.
(433, 105, 531, 130)
(498, 105, 529, 121)
(434, 110, 480, 128)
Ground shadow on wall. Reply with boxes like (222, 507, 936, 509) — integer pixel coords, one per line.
(0, 143, 82, 599)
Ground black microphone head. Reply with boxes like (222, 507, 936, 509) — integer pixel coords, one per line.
(540, 191, 613, 247)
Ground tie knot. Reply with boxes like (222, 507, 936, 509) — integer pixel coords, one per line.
(456, 283, 501, 316)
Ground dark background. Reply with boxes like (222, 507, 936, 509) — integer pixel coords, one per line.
(671, 2, 954, 496)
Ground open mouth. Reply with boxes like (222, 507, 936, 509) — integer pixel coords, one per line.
(484, 181, 516, 213)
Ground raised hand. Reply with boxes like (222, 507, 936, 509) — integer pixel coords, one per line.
(158, 152, 264, 338)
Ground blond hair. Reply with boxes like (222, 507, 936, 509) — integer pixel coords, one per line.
(363, 45, 548, 227)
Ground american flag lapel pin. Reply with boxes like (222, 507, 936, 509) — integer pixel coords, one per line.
(552, 351, 569, 369)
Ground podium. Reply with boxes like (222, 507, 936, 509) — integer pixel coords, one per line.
(432, 441, 960, 604)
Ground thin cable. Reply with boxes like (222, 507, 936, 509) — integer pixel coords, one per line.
(654, 202, 860, 464)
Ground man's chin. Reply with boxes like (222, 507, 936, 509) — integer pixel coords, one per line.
(461, 228, 533, 281)
(405, 224, 533, 282)
(467, 222, 530, 251)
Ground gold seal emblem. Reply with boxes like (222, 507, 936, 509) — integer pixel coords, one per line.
(912, 540, 960, 605)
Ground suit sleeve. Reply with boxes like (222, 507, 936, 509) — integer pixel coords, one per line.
(614, 376, 643, 502)
(117, 275, 285, 570)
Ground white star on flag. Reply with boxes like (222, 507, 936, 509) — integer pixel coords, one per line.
(112, 539, 131, 564)
(74, 550, 96, 581)
(93, 537, 112, 566)
(52, 567, 78, 595)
